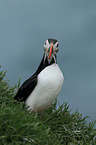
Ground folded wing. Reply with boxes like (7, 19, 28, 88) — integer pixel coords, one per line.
(14, 75, 37, 101)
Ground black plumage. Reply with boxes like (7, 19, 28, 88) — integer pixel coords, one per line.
(14, 55, 56, 102)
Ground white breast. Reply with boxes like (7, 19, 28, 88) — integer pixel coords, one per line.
(26, 63, 64, 112)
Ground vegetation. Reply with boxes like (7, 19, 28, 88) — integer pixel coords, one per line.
(0, 66, 96, 145)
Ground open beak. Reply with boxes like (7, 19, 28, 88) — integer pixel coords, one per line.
(49, 43, 53, 59)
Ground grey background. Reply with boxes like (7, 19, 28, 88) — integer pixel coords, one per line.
(0, 0, 96, 124)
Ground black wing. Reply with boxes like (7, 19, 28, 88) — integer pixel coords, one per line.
(14, 75, 37, 102)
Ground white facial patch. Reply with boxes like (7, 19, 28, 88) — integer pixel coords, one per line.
(53, 42, 59, 52)
(43, 39, 59, 63)
(43, 40, 50, 50)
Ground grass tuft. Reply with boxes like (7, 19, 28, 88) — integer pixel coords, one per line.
(0, 66, 96, 144)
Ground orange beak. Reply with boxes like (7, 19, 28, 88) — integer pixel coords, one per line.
(49, 43, 53, 59)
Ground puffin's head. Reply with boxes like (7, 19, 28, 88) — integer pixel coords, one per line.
(43, 38, 59, 63)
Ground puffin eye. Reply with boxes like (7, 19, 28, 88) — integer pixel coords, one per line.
(57, 43, 59, 47)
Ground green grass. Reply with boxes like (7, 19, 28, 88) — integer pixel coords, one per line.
(0, 66, 96, 145)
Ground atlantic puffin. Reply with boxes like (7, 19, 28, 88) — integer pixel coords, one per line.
(14, 38, 64, 112)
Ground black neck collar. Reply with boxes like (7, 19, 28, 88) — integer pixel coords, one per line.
(34, 55, 57, 76)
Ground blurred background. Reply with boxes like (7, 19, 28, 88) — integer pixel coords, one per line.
(0, 0, 96, 125)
